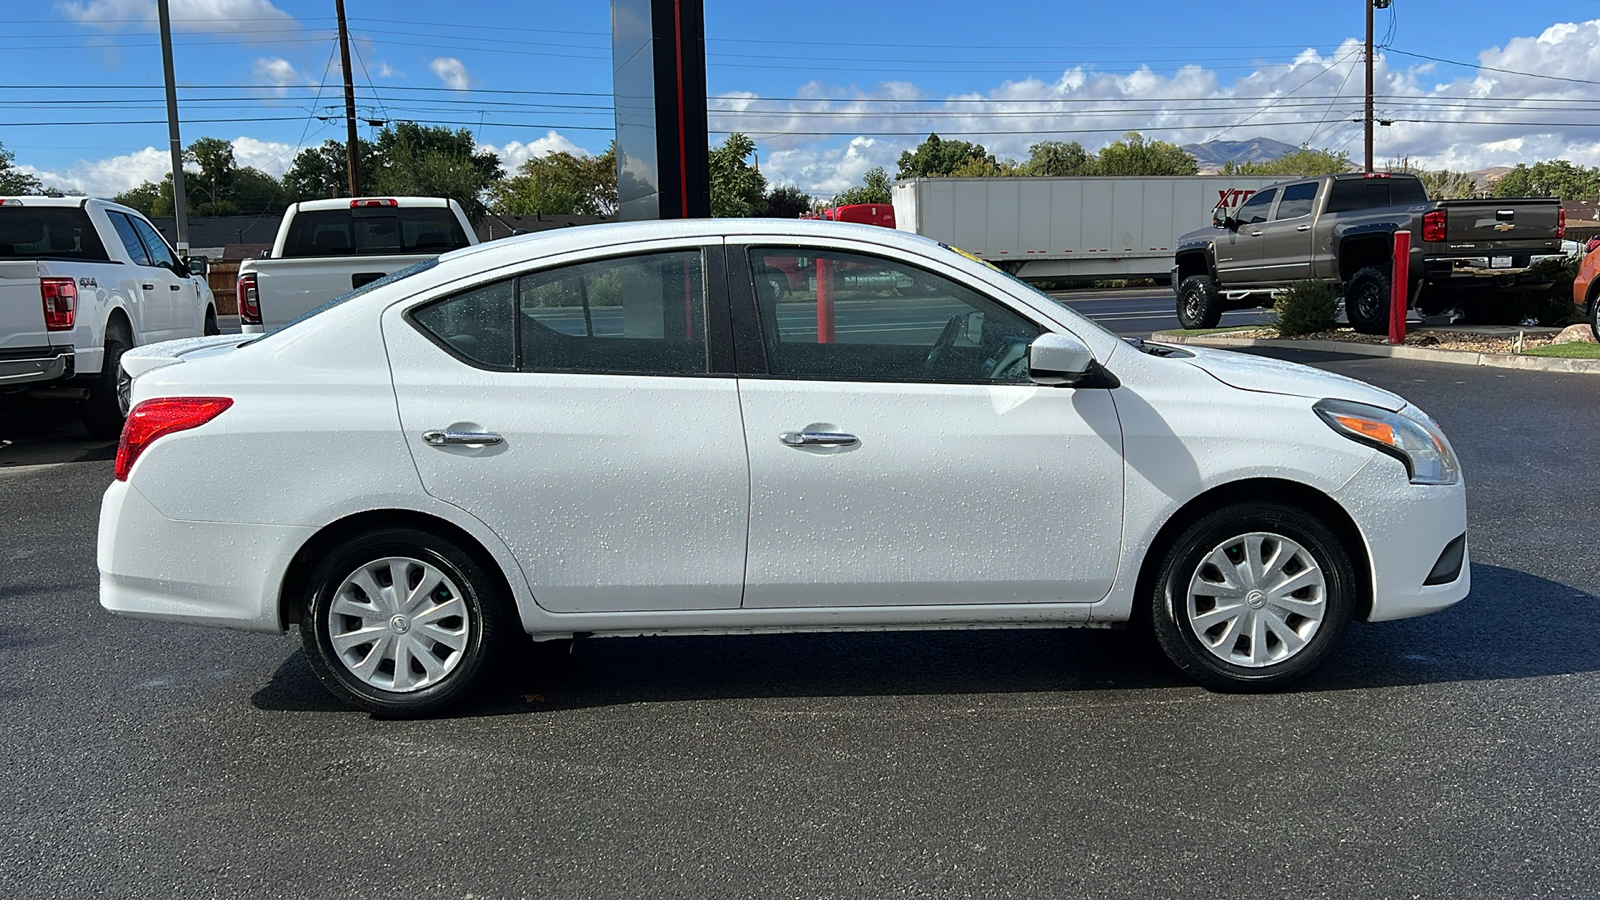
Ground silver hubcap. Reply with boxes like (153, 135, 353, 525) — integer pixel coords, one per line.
(328, 556, 471, 693)
(1186, 532, 1327, 668)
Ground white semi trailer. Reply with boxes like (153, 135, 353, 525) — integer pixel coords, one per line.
(891, 175, 1284, 281)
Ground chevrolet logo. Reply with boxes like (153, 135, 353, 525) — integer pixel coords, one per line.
(1493, 222, 1515, 232)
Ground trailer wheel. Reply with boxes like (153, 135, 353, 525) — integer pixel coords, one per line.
(1177, 275, 1223, 329)
(1344, 266, 1391, 335)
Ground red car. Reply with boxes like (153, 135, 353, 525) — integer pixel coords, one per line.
(1575, 244, 1600, 340)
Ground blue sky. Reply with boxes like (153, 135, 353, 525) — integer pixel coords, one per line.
(6, 0, 1600, 197)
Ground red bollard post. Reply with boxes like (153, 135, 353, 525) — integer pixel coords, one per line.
(816, 256, 835, 344)
(1389, 230, 1410, 345)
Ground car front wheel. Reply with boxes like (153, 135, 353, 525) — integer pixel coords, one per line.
(1150, 502, 1355, 691)
(1176, 275, 1223, 329)
(301, 527, 512, 716)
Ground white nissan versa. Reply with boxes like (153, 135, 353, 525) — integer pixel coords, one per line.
(98, 220, 1469, 716)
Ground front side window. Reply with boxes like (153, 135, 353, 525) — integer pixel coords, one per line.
(1273, 182, 1319, 220)
(408, 249, 710, 376)
(1238, 188, 1277, 225)
(749, 247, 1042, 383)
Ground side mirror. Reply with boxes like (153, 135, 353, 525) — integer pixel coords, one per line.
(1027, 332, 1094, 386)
(185, 255, 209, 277)
(1212, 209, 1236, 230)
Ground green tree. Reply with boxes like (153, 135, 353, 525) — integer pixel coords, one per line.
(490, 143, 617, 216)
(835, 166, 893, 205)
(1492, 160, 1600, 200)
(1023, 140, 1094, 176)
(112, 181, 162, 215)
(1224, 146, 1352, 177)
(185, 136, 237, 213)
(113, 137, 288, 216)
(0, 141, 44, 195)
(1095, 132, 1199, 176)
(896, 133, 995, 179)
(372, 122, 503, 222)
(708, 132, 766, 217)
(283, 138, 380, 200)
(762, 184, 812, 218)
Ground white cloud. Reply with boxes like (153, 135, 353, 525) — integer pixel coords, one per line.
(229, 136, 297, 177)
(252, 56, 299, 88)
(25, 147, 173, 198)
(374, 62, 401, 79)
(481, 132, 590, 170)
(430, 57, 470, 91)
(57, 0, 298, 34)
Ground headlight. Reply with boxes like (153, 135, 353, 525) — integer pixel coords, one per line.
(1314, 398, 1461, 485)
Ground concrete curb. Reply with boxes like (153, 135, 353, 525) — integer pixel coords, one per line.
(1148, 331, 1600, 375)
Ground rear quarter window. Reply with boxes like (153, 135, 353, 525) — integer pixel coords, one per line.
(0, 207, 111, 261)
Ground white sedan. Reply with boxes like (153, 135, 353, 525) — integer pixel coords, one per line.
(99, 220, 1469, 716)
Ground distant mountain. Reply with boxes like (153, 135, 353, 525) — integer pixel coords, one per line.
(1181, 138, 1301, 171)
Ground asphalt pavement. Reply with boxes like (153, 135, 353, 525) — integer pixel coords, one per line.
(2, 313, 1597, 897)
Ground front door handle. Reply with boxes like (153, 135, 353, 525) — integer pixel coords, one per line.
(423, 430, 504, 446)
(1296, 224, 1312, 232)
(1248, 231, 1264, 237)
(780, 430, 857, 447)
(169, 283, 182, 290)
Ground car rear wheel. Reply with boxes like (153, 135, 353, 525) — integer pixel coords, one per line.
(1344, 266, 1390, 335)
(301, 527, 512, 717)
(1589, 291, 1599, 343)
(1176, 275, 1222, 329)
(1150, 502, 1355, 691)
(82, 328, 132, 440)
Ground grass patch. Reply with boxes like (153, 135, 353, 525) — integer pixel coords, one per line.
(1156, 326, 1263, 337)
(1519, 342, 1600, 359)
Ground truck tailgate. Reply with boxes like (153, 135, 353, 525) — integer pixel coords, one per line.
(253, 253, 436, 332)
(0, 260, 54, 353)
(1442, 199, 1561, 245)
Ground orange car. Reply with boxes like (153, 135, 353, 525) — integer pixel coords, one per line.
(1576, 244, 1600, 340)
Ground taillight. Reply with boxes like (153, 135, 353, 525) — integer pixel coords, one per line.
(1422, 210, 1447, 243)
(115, 397, 233, 481)
(1558, 207, 1566, 241)
(41, 277, 77, 331)
(350, 198, 398, 208)
(237, 272, 260, 325)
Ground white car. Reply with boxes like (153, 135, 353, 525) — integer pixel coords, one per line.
(99, 220, 1469, 716)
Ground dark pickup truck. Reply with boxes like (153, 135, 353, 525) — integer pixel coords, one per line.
(1171, 172, 1566, 333)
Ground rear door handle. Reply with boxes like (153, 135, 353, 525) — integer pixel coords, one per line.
(780, 430, 858, 447)
(423, 430, 504, 446)
(141, 283, 155, 290)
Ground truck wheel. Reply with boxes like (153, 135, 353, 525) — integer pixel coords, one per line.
(204, 308, 220, 336)
(1590, 294, 1599, 343)
(1177, 275, 1223, 329)
(82, 330, 132, 440)
(1344, 266, 1391, 335)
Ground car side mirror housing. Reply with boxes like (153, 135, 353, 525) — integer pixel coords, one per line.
(1028, 332, 1095, 385)
(186, 255, 209, 276)
(1212, 209, 1236, 230)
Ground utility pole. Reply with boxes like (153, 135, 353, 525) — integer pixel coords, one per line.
(335, 0, 360, 196)
(1365, 0, 1392, 174)
(156, 0, 188, 256)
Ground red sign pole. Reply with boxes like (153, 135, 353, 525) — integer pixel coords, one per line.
(816, 257, 835, 344)
(1388, 230, 1410, 345)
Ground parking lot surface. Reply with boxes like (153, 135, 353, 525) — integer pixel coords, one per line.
(2, 348, 1596, 898)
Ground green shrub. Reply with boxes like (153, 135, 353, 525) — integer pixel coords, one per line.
(1272, 280, 1340, 336)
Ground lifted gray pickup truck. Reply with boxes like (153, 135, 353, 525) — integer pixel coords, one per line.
(1171, 172, 1566, 333)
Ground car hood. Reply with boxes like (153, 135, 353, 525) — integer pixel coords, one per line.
(1172, 345, 1407, 411)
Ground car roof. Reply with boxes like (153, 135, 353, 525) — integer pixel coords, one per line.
(435, 218, 940, 273)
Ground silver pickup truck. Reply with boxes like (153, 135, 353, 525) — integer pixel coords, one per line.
(1172, 172, 1565, 333)
(1, 196, 216, 437)
(237, 197, 476, 334)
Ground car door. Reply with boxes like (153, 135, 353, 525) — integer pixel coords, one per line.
(129, 216, 195, 339)
(730, 239, 1124, 609)
(1255, 181, 1319, 282)
(383, 241, 750, 614)
(104, 211, 159, 341)
(1213, 187, 1276, 283)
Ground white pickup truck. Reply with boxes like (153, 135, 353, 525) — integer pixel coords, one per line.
(237, 197, 477, 334)
(1, 196, 217, 437)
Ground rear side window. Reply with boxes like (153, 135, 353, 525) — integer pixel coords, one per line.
(107, 212, 151, 265)
(282, 207, 472, 257)
(1326, 178, 1427, 213)
(0, 207, 110, 261)
(1273, 182, 1319, 220)
(131, 216, 179, 269)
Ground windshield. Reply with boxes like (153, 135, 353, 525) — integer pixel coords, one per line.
(241, 257, 439, 346)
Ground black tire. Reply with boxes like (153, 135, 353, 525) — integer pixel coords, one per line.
(1344, 266, 1391, 335)
(1176, 275, 1223, 329)
(1589, 292, 1599, 343)
(1149, 501, 1356, 692)
(204, 308, 220, 336)
(82, 328, 131, 440)
(301, 527, 513, 717)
